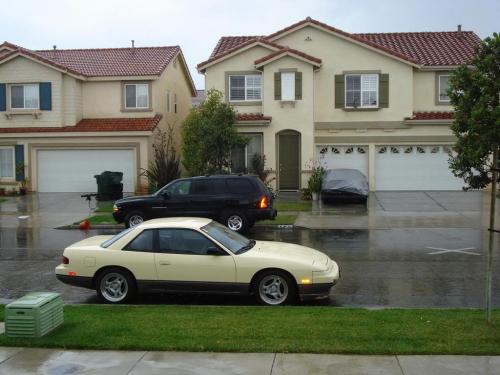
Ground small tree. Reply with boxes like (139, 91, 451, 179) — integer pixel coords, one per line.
(181, 89, 246, 175)
(448, 33, 500, 323)
(250, 154, 277, 199)
(140, 125, 181, 191)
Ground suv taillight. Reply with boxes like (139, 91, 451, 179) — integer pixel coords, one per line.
(62, 256, 69, 265)
(259, 196, 268, 209)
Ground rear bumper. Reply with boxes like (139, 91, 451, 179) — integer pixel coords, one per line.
(56, 274, 93, 289)
(247, 208, 277, 221)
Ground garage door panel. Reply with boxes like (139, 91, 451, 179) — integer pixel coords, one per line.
(317, 145, 368, 177)
(37, 149, 135, 192)
(375, 145, 463, 191)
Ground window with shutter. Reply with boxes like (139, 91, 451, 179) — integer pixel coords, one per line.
(229, 74, 261, 101)
(344, 74, 379, 108)
(281, 72, 295, 101)
(0, 146, 15, 179)
(10, 84, 39, 109)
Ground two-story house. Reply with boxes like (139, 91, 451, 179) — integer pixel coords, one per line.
(198, 17, 481, 191)
(0, 41, 196, 193)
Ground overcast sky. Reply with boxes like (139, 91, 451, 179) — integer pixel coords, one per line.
(3, 0, 499, 89)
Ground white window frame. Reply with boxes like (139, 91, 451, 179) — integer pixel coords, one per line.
(344, 74, 379, 108)
(0, 146, 15, 179)
(124, 83, 149, 109)
(281, 72, 296, 101)
(229, 74, 262, 102)
(438, 74, 451, 103)
(10, 83, 40, 110)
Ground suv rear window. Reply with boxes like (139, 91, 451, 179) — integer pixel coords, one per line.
(226, 178, 255, 194)
(192, 179, 227, 194)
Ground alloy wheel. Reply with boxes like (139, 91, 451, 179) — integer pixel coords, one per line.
(258, 275, 289, 305)
(100, 272, 128, 303)
(129, 214, 144, 227)
(227, 215, 243, 231)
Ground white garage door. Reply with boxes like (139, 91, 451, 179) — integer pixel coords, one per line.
(37, 149, 135, 192)
(317, 145, 368, 176)
(375, 145, 463, 190)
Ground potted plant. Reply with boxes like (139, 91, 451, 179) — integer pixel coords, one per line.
(19, 178, 29, 195)
(307, 166, 325, 201)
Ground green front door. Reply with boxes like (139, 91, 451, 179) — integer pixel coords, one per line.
(278, 132, 300, 190)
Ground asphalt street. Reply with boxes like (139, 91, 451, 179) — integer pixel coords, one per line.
(0, 225, 498, 307)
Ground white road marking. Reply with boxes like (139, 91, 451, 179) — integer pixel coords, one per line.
(426, 247, 480, 256)
(17, 215, 30, 219)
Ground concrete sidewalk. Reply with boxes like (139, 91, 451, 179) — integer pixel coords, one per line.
(0, 348, 499, 375)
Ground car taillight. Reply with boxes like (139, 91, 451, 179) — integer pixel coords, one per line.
(259, 196, 268, 209)
(62, 256, 69, 265)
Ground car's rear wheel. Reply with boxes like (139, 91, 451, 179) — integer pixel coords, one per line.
(254, 270, 297, 306)
(125, 211, 146, 228)
(96, 268, 136, 304)
(221, 209, 249, 233)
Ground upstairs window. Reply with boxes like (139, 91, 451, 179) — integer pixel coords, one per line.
(438, 74, 450, 103)
(125, 83, 149, 109)
(11, 84, 39, 109)
(229, 74, 261, 101)
(281, 72, 295, 101)
(345, 74, 378, 108)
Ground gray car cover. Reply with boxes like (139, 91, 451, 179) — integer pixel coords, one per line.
(321, 169, 369, 196)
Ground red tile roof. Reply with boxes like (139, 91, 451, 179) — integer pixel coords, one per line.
(0, 115, 162, 133)
(255, 47, 321, 66)
(0, 42, 181, 77)
(204, 17, 480, 68)
(406, 111, 454, 121)
(235, 113, 272, 122)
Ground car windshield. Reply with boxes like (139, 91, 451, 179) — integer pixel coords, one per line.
(101, 227, 135, 248)
(201, 221, 255, 254)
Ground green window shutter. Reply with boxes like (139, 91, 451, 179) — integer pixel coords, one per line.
(15, 145, 25, 182)
(334, 75, 345, 108)
(379, 74, 389, 108)
(274, 72, 281, 100)
(0, 83, 6, 111)
(295, 72, 302, 100)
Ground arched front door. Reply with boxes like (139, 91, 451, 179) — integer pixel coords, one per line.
(277, 130, 300, 190)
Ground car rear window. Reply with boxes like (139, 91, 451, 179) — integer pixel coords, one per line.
(226, 178, 255, 194)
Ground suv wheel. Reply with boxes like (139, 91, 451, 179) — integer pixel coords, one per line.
(125, 211, 146, 228)
(221, 209, 249, 233)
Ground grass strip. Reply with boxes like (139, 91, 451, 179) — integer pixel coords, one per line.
(0, 305, 499, 354)
(74, 213, 116, 225)
(94, 202, 115, 213)
(274, 201, 312, 212)
(0, 198, 7, 204)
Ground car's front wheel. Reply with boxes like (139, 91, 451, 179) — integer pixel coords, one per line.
(125, 211, 146, 228)
(254, 270, 297, 306)
(96, 268, 136, 304)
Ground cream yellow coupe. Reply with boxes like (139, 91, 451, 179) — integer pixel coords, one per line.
(56, 218, 340, 305)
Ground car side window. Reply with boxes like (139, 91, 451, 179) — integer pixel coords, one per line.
(158, 229, 218, 255)
(191, 179, 227, 195)
(123, 229, 155, 252)
(226, 178, 254, 194)
(165, 180, 191, 196)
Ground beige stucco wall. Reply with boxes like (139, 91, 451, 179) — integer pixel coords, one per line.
(413, 70, 453, 111)
(272, 26, 415, 122)
(62, 75, 83, 125)
(0, 56, 63, 128)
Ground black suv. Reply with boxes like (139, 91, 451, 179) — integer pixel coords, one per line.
(112, 175, 277, 232)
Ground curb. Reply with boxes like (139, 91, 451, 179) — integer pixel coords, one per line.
(56, 224, 295, 230)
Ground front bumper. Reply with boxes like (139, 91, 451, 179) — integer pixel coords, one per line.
(298, 282, 336, 301)
(112, 210, 126, 223)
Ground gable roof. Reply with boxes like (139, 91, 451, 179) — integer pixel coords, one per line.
(202, 17, 481, 69)
(0, 42, 195, 84)
(254, 47, 321, 67)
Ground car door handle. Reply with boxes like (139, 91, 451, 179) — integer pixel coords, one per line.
(159, 260, 171, 265)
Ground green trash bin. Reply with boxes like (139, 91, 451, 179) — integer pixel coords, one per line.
(5, 292, 64, 338)
(94, 171, 123, 201)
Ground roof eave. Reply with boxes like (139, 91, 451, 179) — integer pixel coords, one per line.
(255, 51, 322, 69)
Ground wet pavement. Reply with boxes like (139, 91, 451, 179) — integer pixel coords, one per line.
(0, 192, 499, 307)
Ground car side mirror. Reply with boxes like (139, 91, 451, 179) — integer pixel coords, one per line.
(206, 247, 226, 256)
(161, 191, 170, 199)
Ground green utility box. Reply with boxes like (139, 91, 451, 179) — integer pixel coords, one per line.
(5, 292, 63, 338)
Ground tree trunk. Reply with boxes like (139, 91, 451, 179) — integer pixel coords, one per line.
(486, 146, 498, 323)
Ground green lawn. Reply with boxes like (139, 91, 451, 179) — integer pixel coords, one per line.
(0, 198, 7, 204)
(259, 214, 297, 225)
(74, 213, 116, 226)
(0, 305, 499, 354)
(94, 201, 114, 213)
(274, 201, 312, 212)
